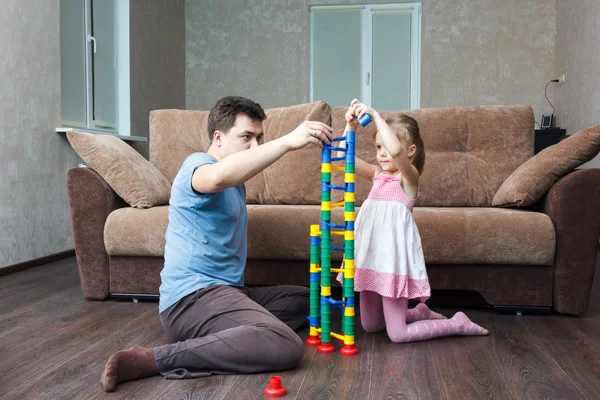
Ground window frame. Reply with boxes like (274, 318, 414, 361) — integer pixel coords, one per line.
(60, 0, 130, 136)
(308, 3, 421, 110)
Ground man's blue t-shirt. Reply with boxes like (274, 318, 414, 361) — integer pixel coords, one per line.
(159, 152, 247, 313)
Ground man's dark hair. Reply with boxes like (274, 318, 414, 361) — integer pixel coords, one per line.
(207, 96, 267, 142)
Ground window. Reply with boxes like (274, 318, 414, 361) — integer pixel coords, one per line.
(309, 3, 421, 111)
(60, 0, 130, 135)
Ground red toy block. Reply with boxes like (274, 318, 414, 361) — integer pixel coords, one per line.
(265, 376, 286, 397)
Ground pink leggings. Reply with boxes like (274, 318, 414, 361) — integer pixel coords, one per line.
(359, 291, 487, 343)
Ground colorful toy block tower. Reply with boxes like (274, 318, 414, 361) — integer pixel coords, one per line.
(306, 114, 371, 355)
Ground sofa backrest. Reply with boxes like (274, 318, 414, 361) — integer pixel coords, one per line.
(331, 105, 534, 207)
(149, 101, 332, 204)
(150, 103, 533, 207)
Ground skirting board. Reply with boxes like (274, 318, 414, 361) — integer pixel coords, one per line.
(0, 250, 76, 276)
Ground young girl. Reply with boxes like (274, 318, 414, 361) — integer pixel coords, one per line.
(339, 99, 488, 343)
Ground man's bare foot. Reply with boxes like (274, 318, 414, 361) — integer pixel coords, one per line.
(452, 312, 489, 335)
(101, 346, 158, 392)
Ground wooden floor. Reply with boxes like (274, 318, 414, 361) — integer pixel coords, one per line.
(1, 255, 600, 400)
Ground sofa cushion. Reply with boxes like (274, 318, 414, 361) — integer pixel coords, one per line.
(246, 206, 555, 265)
(414, 207, 554, 265)
(492, 124, 600, 207)
(105, 205, 555, 266)
(255, 101, 332, 204)
(149, 109, 211, 185)
(148, 101, 331, 204)
(331, 105, 534, 207)
(105, 206, 168, 256)
(67, 131, 171, 208)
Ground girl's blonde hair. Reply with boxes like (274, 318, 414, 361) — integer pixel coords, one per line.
(374, 114, 425, 175)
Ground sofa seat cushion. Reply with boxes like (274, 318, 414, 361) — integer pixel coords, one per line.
(105, 206, 168, 257)
(414, 207, 555, 265)
(105, 205, 555, 266)
(247, 206, 555, 265)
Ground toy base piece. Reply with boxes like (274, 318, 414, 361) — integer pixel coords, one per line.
(306, 336, 321, 346)
(317, 343, 335, 354)
(358, 114, 372, 127)
(265, 376, 287, 397)
(340, 345, 359, 356)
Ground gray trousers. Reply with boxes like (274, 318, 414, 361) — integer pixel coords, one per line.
(155, 284, 310, 379)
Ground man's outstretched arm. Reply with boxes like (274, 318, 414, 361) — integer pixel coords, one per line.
(193, 121, 333, 193)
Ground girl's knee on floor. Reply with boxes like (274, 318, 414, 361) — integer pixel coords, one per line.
(361, 319, 386, 333)
(386, 327, 411, 343)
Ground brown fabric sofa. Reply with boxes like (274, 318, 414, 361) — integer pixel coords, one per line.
(67, 102, 600, 315)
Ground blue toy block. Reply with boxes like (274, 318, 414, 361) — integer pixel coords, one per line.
(358, 114, 372, 127)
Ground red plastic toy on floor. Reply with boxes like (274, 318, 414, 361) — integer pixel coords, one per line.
(265, 376, 286, 397)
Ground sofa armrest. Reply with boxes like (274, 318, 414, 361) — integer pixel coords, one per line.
(67, 167, 126, 299)
(541, 168, 600, 314)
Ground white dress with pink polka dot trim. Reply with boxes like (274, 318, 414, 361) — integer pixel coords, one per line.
(344, 172, 430, 301)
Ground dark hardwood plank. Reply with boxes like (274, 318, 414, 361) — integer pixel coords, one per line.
(147, 374, 240, 400)
(0, 298, 128, 360)
(522, 314, 600, 399)
(567, 304, 600, 350)
(482, 311, 584, 399)
(0, 283, 82, 338)
(295, 311, 375, 400)
(2, 255, 600, 399)
(221, 329, 317, 400)
(0, 259, 81, 315)
(87, 370, 238, 400)
(0, 301, 158, 395)
(430, 316, 515, 400)
(369, 331, 443, 400)
(2, 306, 165, 400)
(88, 375, 168, 400)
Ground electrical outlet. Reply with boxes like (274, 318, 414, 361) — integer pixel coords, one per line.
(558, 73, 566, 84)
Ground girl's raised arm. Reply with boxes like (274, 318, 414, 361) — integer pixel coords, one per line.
(352, 100, 419, 187)
(338, 106, 380, 182)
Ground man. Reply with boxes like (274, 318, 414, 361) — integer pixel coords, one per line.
(101, 96, 333, 391)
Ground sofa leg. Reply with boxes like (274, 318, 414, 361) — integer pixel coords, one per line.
(493, 305, 552, 315)
(110, 293, 159, 302)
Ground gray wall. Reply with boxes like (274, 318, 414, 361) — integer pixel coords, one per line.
(186, 0, 557, 124)
(0, 0, 186, 268)
(421, 0, 556, 124)
(0, 0, 80, 268)
(130, 0, 186, 158)
(556, 0, 600, 169)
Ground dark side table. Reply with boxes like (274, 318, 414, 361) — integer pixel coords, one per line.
(535, 128, 566, 154)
